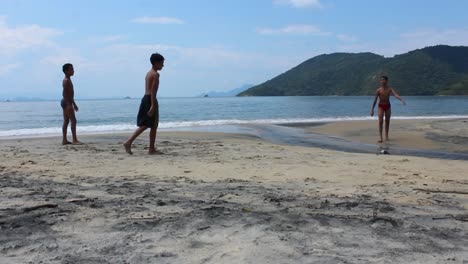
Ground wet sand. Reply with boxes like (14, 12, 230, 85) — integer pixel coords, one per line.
(306, 118, 468, 154)
(0, 129, 467, 263)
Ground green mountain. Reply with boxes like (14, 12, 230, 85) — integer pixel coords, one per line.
(239, 45, 468, 96)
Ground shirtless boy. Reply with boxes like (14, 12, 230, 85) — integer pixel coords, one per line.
(61, 63, 80, 145)
(124, 53, 164, 155)
(370, 76, 406, 143)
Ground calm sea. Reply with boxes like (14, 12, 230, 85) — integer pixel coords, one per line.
(0, 96, 467, 138)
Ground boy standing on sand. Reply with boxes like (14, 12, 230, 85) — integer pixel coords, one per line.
(370, 76, 406, 143)
(124, 53, 164, 155)
(61, 63, 80, 145)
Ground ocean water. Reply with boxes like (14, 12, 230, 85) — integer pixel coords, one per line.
(0, 96, 467, 138)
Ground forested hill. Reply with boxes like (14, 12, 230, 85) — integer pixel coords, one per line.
(238, 45, 468, 96)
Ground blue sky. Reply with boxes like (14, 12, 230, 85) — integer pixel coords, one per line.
(1, 0, 468, 99)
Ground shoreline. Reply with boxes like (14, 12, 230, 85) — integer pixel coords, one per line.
(1, 117, 467, 160)
(1, 115, 468, 139)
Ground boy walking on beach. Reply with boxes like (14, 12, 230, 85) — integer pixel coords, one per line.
(124, 53, 164, 155)
(370, 76, 406, 143)
(61, 63, 80, 145)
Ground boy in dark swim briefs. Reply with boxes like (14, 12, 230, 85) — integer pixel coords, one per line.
(61, 63, 80, 145)
(370, 76, 406, 143)
(124, 53, 164, 155)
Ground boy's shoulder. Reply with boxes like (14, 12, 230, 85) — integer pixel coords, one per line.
(379, 86, 392, 92)
(147, 69, 160, 77)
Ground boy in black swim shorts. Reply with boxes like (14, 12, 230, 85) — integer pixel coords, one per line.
(124, 53, 164, 155)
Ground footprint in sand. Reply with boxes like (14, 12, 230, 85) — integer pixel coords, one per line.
(66, 146, 79, 151)
(20, 160, 37, 166)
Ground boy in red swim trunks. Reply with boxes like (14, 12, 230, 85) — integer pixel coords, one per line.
(370, 76, 406, 143)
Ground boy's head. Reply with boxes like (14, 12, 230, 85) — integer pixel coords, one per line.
(380, 75, 388, 86)
(150, 53, 165, 70)
(62, 63, 74, 76)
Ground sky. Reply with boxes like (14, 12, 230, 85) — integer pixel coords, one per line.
(1, 0, 468, 99)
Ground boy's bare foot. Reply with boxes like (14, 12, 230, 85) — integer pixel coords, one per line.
(62, 140, 72, 145)
(378, 139, 383, 143)
(385, 137, 390, 141)
(123, 143, 133, 155)
(72, 141, 82, 145)
(148, 149, 164, 155)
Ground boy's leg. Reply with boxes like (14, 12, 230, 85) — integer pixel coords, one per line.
(69, 109, 80, 144)
(124, 126, 147, 154)
(378, 107, 384, 143)
(384, 108, 391, 141)
(148, 127, 159, 154)
(62, 108, 71, 145)
(148, 105, 161, 155)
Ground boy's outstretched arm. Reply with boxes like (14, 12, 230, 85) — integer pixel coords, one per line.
(391, 88, 406, 105)
(370, 90, 379, 116)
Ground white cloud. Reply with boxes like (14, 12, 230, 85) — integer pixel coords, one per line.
(337, 28, 468, 57)
(336, 34, 358, 42)
(40, 54, 86, 66)
(92, 42, 304, 96)
(0, 63, 20, 76)
(87, 35, 123, 44)
(0, 16, 62, 55)
(100, 44, 260, 68)
(399, 29, 468, 49)
(274, 0, 323, 8)
(38, 45, 101, 74)
(130, 16, 184, 25)
(257, 24, 331, 36)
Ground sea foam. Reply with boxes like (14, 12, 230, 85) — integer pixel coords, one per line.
(1, 115, 467, 138)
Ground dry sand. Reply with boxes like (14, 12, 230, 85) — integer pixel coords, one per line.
(0, 126, 467, 263)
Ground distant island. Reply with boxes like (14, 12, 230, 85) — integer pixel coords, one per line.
(3, 97, 47, 102)
(239, 45, 468, 96)
(199, 84, 253, 97)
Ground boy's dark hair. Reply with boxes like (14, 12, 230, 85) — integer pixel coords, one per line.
(381, 75, 388, 81)
(62, 63, 73, 74)
(150, 53, 165, 65)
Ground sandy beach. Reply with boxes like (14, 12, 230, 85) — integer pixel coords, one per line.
(1, 120, 467, 263)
